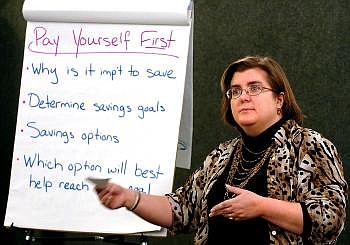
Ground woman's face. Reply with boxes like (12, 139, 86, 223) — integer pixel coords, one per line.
(230, 67, 283, 136)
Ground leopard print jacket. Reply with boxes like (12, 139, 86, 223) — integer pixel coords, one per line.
(166, 120, 348, 244)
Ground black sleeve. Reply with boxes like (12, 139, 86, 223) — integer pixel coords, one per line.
(300, 202, 312, 238)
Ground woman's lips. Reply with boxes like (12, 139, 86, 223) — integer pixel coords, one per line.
(239, 108, 254, 113)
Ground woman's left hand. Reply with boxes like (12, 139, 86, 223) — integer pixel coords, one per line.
(209, 184, 264, 221)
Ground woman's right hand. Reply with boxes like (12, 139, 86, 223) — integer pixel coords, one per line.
(95, 182, 173, 228)
(95, 182, 133, 209)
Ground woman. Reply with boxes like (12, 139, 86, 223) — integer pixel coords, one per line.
(95, 56, 348, 244)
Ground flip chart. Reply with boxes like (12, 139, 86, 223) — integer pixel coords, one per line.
(4, 0, 193, 235)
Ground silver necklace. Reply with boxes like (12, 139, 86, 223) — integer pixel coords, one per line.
(224, 139, 274, 200)
(242, 141, 267, 155)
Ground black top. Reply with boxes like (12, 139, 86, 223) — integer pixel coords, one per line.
(207, 119, 285, 244)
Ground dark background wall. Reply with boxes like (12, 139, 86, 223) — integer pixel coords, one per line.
(1, 0, 349, 244)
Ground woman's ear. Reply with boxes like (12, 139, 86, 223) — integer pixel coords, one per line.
(276, 92, 284, 110)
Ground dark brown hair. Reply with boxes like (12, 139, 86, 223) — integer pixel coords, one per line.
(220, 55, 304, 128)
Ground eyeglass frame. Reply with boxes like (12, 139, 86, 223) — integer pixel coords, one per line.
(225, 81, 278, 99)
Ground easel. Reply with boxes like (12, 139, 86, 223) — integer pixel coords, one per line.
(18, 227, 148, 245)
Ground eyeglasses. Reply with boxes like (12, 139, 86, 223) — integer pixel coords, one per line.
(225, 82, 276, 99)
